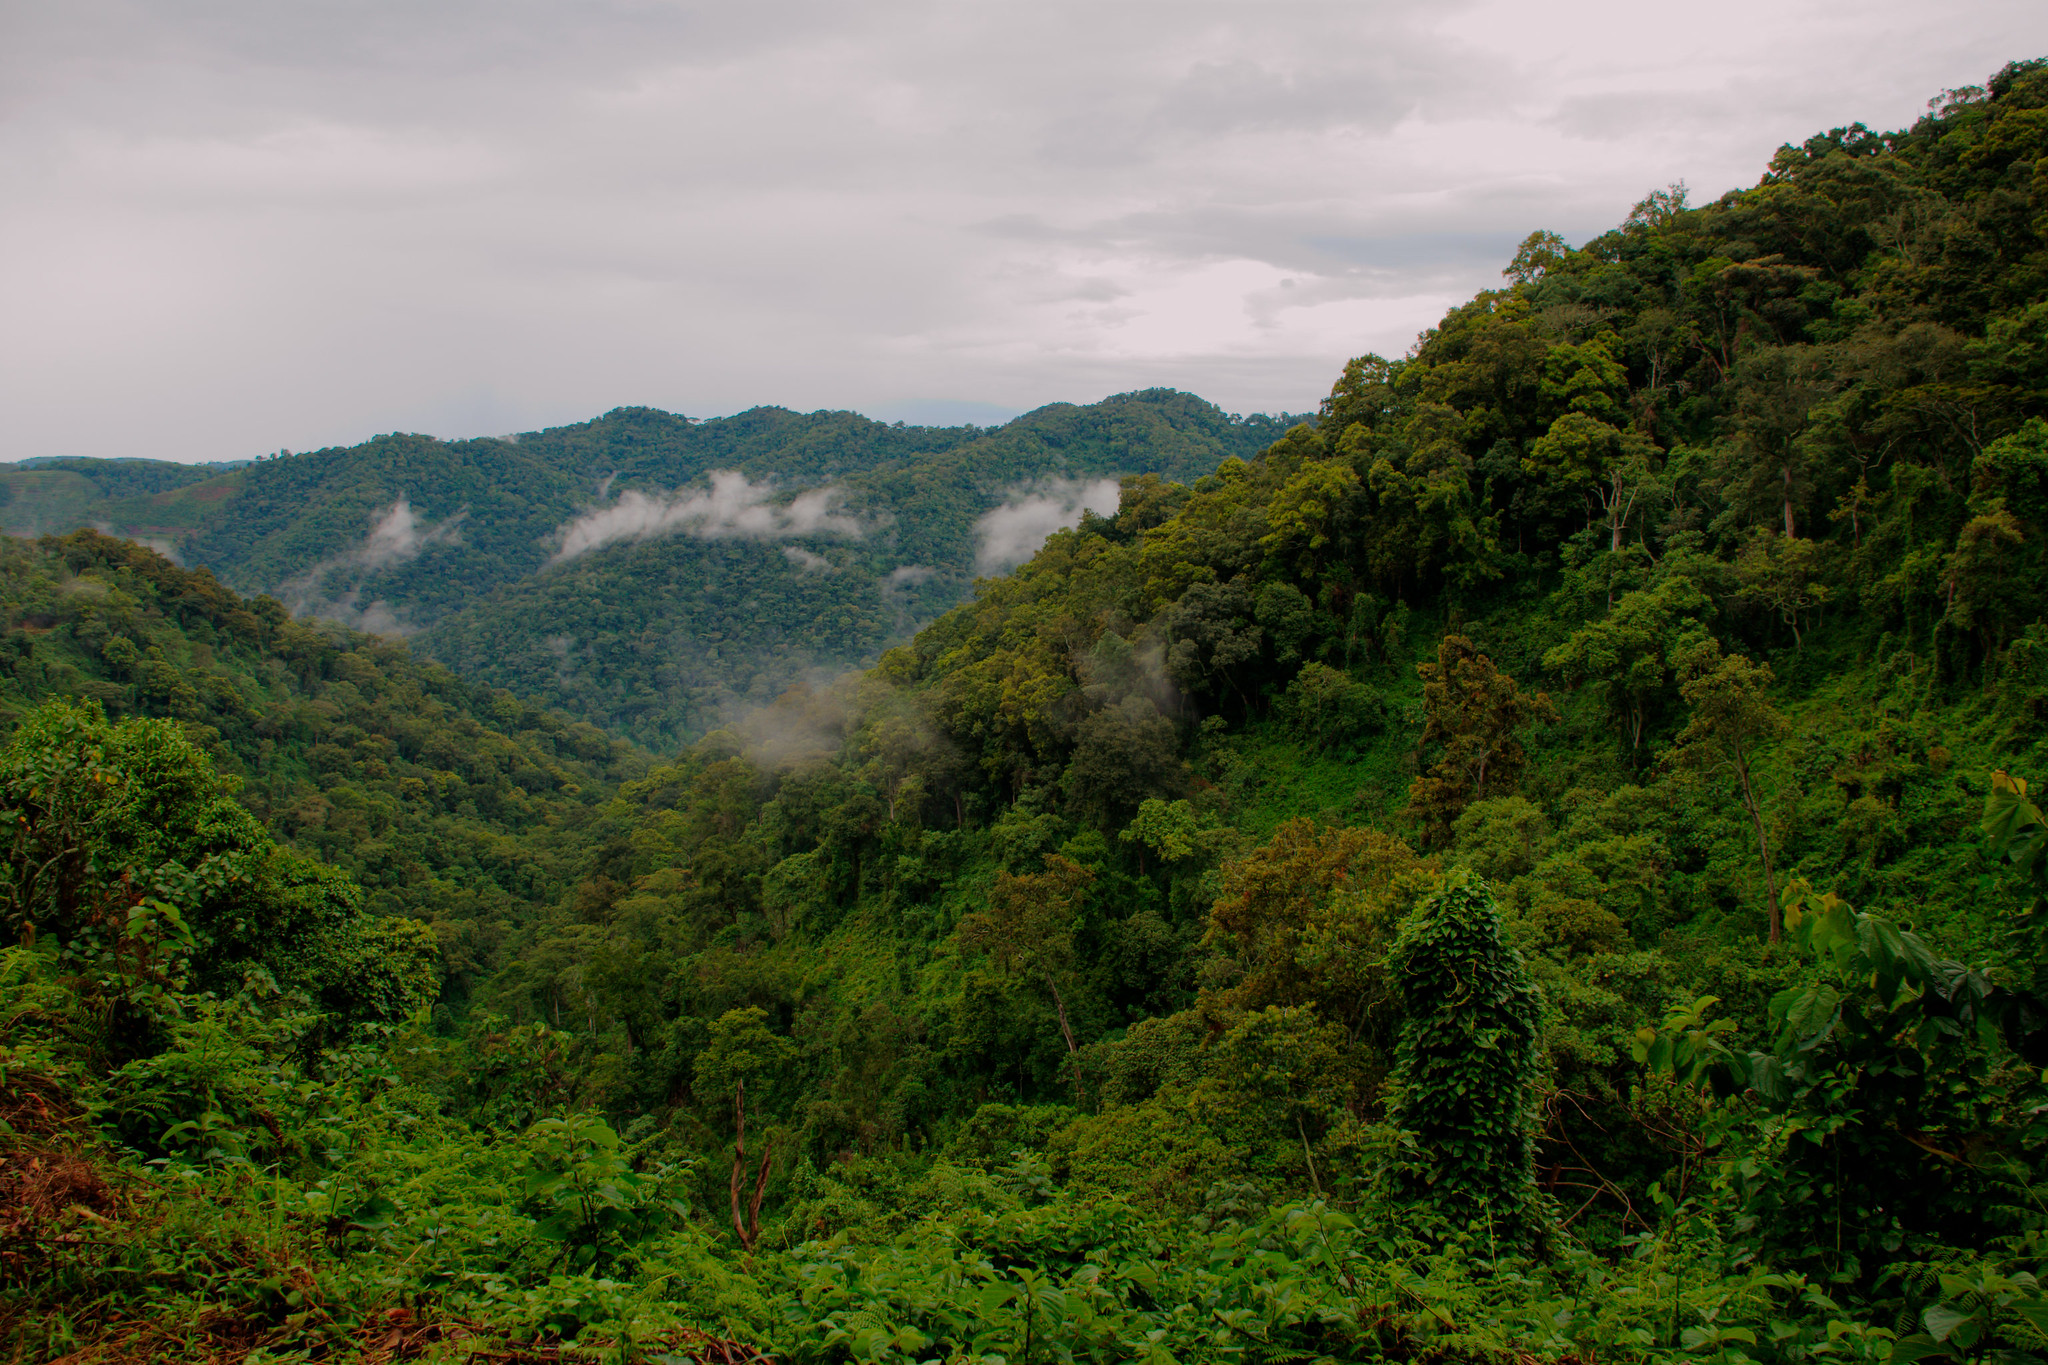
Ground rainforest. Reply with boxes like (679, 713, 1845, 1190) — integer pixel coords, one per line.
(6, 59, 2048, 1365)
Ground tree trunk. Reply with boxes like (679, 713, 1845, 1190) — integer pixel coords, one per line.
(729, 1081, 771, 1253)
(1046, 977, 1086, 1109)
(1735, 751, 1780, 941)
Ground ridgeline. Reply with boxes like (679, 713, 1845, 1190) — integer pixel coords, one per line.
(5, 58, 2048, 1365)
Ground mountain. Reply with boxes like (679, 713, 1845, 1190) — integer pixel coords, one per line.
(0, 530, 643, 994)
(9, 56, 2048, 1365)
(0, 390, 1306, 748)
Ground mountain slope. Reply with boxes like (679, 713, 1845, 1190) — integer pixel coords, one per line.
(0, 530, 643, 994)
(1, 390, 1304, 747)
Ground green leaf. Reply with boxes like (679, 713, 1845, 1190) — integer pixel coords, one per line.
(1925, 1304, 1979, 1345)
(1775, 985, 1843, 1047)
(1889, 1334, 1950, 1365)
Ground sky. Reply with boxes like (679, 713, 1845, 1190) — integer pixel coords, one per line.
(1, 1, 2041, 465)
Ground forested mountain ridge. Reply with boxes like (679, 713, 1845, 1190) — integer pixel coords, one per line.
(0, 531, 644, 997)
(1, 391, 1305, 750)
(8, 57, 2048, 1365)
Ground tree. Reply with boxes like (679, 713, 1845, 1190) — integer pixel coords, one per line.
(1523, 411, 1659, 555)
(1671, 642, 1791, 940)
(693, 1005, 797, 1251)
(1061, 696, 1182, 829)
(1259, 454, 1360, 576)
(0, 698, 433, 1049)
(1202, 818, 1435, 1043)
(1504, 229, 1568, 285)
(1119, 797, 1200, 875)
(1725, 345, 1830, 538)
(1276, 661, 1383, 749)
(1404, 636, 1558, 846)
(693, 1005, 799, 1117)
(1161, 579, 1263, 710)
(1382, 871, 1543, 1244)
(956, 855, 1096, 1105)
(1544, 576, 1711, 752)
(1733, 530, 1833, 650)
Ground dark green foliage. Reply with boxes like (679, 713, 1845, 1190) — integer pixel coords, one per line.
(0, 531, 640, 995)
(1634, 871, 2048, 1276)
(4, 392, 1304, 750)
(1381, 871, 1543, 1242)
(15, 61, 2048, 1364)
(0, 699, 434, 1047)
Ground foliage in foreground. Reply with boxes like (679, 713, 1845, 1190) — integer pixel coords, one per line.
(9, 58, 2048, 1364)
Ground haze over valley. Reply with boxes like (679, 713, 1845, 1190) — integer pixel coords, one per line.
(6, 7, 2048, 1363)
(2, 391, 1302, 746)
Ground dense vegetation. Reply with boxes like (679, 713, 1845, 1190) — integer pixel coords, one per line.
(0, 532, 643, 995)
(8, 59, 2048, 1365)
(1, 393, 1304, 750)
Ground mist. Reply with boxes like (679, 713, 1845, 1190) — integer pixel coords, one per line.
(277, 496, 464, 633)
(553, 472, 859, 562)
(974, 478, 1121, 574)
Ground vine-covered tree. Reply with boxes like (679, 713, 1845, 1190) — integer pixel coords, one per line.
(1381, 871, 1543, 1244)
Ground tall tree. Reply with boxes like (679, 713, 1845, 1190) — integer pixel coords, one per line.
(1544, 576, 1711, 753)
(1382, 871, 1543, 1244)
(1405, 636, 1558, 846)
(1672, 641, 1792, 940)
(956, 854, 1096, 1106)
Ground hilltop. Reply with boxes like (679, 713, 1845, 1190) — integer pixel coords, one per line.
(6, 56, 2048, 1365)
(1, 390, 1305, 748)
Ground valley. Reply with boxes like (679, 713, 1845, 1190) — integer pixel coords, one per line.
(5, 59, 2048, 1365)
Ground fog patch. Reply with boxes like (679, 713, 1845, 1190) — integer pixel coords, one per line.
(884, 564, 935, 588)
(784, 546, 832, 573)
(974, 477, 1120, 574)
(323, 593, 412, 637)
(544, 634, 580, 683)
(277, 496, 465, 636)
(357, 497, 464, 569)
(96, 525, 186, 565)
(727, 674, 860, 769)
(552, 471, 859, 562)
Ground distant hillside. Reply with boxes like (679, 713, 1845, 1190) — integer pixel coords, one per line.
(0, 530, 642, 995)
(0, 390, 1306, 747)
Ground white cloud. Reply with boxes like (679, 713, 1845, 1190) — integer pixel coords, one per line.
(974, 478, 1121, 575)
(784, 545, 831, 572)
(553, 470, 859, 561)
(275, 496, 464, 633)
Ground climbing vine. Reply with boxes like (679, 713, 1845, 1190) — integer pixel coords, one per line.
(1382, 870, 1544, 1243)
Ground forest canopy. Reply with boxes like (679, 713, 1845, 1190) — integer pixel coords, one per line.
(6, 57, 2048, 1365)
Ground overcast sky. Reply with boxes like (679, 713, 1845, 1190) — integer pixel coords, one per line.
(1, 1, 2040, 464)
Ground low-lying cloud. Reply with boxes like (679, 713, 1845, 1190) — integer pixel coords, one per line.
(277, 496, 465, 635)
(357, 497, 464, 569)
(974, 478, 1121, 575)
(553, 471, 860, 562)
(783, 546, 833, 573)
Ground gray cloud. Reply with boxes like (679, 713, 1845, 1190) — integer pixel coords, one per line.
(2, 1, 2042, 463)
(975, 478, 1121, 575)
(553, 471, 859, 562)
